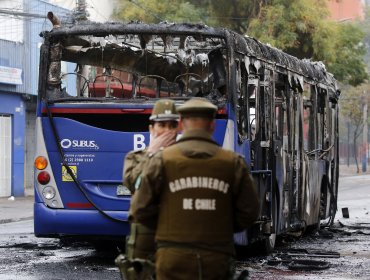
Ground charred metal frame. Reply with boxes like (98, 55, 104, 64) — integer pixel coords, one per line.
(231, 34, 339, 241)
(40, 22, 231, 103)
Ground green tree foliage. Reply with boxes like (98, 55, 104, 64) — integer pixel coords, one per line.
(113, 0, 368, 86)
(328, 24, 368, 87)
(112, 0, 206, 23)
(359, 8, 370, 70)
(341, 85, 366, 130)
(248, 0, 331, 57)
(113, 0, 263, 33)
(204, 0, 263, 33)
(340, 84, 370, 172)
(248, 0, 367, 86)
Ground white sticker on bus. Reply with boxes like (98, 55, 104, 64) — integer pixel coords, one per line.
(133, 134, 146, 151)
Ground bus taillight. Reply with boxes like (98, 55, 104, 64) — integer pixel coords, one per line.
(37, 171, 50, 185)
(35, 156, 48, 170)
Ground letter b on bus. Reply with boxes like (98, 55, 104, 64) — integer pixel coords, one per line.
(134, 134, 146, 151)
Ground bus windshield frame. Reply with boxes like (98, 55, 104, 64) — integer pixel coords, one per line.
(41, 22, 229, 107)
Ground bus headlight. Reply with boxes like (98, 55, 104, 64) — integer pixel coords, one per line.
(42, 186, 56, 200)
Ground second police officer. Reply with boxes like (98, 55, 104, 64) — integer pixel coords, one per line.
(123, 99, 179, 263)
(129, 97, 260, 280)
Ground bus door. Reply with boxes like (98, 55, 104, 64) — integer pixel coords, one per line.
(272, 76, 286, 232)
(286, 75, 305, 229)
(235, 58, 251, 163)
(249, 65, 276, 250)
(302, 84, 320, 225)
(313, 87, 336, 223)
(250, 66, 273, 171)
(326, 90, 339, 219)
(233, 58, 255, 246)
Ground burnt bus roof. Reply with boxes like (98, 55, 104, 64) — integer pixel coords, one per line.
(42, 20, 338, 95)
(242, 35, 337, 89)
(42, 21, 226, 39)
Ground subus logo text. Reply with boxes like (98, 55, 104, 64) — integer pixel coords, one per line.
(60, 139, 99, 150)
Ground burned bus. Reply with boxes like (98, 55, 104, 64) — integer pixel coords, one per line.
(34, 14, 339, 252)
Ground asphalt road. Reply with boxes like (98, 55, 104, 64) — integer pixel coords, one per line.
(0, 174, 369, 280)
(239, 174, 370, 280)
(0, 220, 121, 280)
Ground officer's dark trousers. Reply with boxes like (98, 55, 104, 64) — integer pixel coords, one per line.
(156, 247, 233, 280)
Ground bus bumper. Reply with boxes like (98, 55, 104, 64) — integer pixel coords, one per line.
(34, 202, 130, 238)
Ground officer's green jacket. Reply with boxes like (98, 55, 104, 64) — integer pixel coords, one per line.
(129, 130, 260, 256)
(123, 149, 150, 193)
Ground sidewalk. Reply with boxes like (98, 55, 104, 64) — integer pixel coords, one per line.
(0, 189, 34, 224)
(339, 164, 370, 177)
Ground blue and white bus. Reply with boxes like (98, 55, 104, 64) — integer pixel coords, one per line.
(34, 14, 339, 252)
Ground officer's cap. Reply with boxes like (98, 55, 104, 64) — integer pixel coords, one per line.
(177, 98, 218, 118)
(149, 99, 179, 122)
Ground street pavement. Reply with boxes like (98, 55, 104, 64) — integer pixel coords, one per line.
(0, 164, 368, 224)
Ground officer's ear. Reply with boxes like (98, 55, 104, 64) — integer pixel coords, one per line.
(149, 124, 154, 135)
(178, 118, 184, 132)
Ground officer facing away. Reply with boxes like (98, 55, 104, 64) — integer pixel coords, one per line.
(129, 97, 260, 280)
(117, 99, 179, 279)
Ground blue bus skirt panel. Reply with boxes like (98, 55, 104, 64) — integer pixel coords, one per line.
(34, 202, 130, 238)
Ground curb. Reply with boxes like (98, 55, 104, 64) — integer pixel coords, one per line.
(0, 216, 34, 224)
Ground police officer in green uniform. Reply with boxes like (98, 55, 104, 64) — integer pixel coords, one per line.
(123, 99, 179, 193)
(122, 99, 179, 267)
(130, 97, 260, 280)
